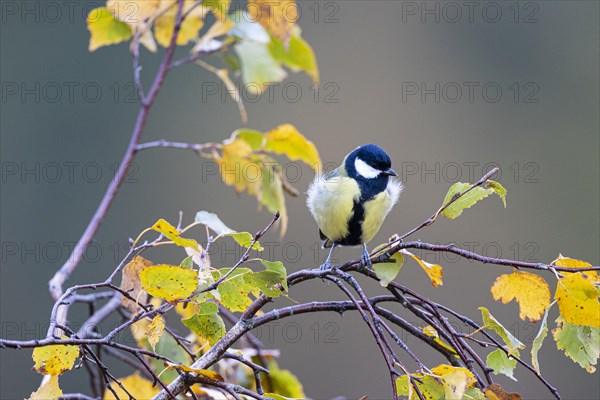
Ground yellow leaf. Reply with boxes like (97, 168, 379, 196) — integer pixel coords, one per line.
(487, 179, 507, 208)
(154, 0, 207, 47)
(553, 254, 598, 281)
(147, 315, 165, 351)
(87, 7, 132, 51)
(216, 139, 260, 194)
(140, 264, 198, 302)
(423, 326, 457, 355)
(103, 373, 159, 400)
(107, 0, 160, 25)
(431, 364, 476, 386)
(120, 256, 153, 313)
(484, 383, 522, 400)
(555, 272, 600, 328)
(264, 124, 321, 171)
(491, 271, 551, 322)
(165, 362, 224, 381)
(32, 342, 80, 376)
(151, 218, 200, 250)
(28, 376, 62, 400)
(107, 0, 160, 51)
(248, 0, 298, 45)
(402, 250, 443, 287)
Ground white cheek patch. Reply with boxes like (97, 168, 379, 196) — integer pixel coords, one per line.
(354, 158, 381, 179)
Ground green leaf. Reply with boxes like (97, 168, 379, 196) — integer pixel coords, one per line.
(194, 211, 235, 235)
(182, 312, 226, 346)
(260, 163, 288, 235)
(487, 180, 507, 208)
(396, 374, 445, 400)
(216, 268, 255, 312)
(140, 265, 198, 303)
(373, 252, 404, 287)
(235, 40, 287, 95)
(553, 316, 599, 373)
(441, 183, 494, 219)
(233, 128, 265, 150)
(269, 27, 319, 82)
(266, 361, 305, 398)
(146, 330, 191, 383)
(227, 232, 264, 251)
(479, 307, 525, 356)
(260, 259, 288, 291)
(531, 304, 551, 374)
(197, 301, 219, 315)
(486, 349, 518, 381)
(151, 219, 199, 250)
(86, 8, 132, 51)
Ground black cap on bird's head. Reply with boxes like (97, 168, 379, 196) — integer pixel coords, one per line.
(345, 144, 397, 180)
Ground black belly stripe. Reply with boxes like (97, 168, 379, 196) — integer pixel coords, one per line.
(337, 200, 365, 246)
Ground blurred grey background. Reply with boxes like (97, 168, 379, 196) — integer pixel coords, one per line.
(1, 1, 599, 399)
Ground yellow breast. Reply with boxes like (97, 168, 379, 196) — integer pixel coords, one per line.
(361, 190, 394, 244)
(307, 176, 361, 243)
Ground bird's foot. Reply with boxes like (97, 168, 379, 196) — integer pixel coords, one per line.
(361, 247, 372, 269)
(320, 261, 332, 271)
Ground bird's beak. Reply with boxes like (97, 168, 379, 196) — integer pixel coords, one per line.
(383, 168, 398, 177)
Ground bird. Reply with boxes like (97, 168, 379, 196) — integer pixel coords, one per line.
(307, 144, 403, 270)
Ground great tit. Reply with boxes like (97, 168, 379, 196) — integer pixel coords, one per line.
(307, 144, 403, 270)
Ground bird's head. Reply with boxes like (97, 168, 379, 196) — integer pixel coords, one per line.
(344, 144, 397, 181)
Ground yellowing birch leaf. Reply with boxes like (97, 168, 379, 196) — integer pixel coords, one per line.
(182, 312, 226, 346)
(155, 0, 205, 48)
(146, 315, 165, 351)
(151, 218, 200, 250)
(441, 182, 493, 219)
(396, 374, 444, 400)
(103, 373, 159, 400)
(165, 362, 224, 381)
(264, 124, 321, 171)
(28, 375, 62, 400)
(402, 250, 443, 287)
(120, 255, 153, 313)
(248, 0, 298, 45)
(486, 180, 507, 207)
(555, 272, 600, 328)
(32, 342, 80, 376)
(553, 254, 598, 280)
(373, 252, 404, 287)
(235, 40, 287, 94)
(269, 27, 319, 82)
(107, 0, 159, 51)
(479, 307, 525, 356)
(140, 265, 198, 302)
(431, 364, 476, 399)
(553, 316, 599, 373)
(423, 325, 457, 355)
(216, 139, 259, 194)
(87, 8, 132, 51)
(491, 271, 550, 322)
